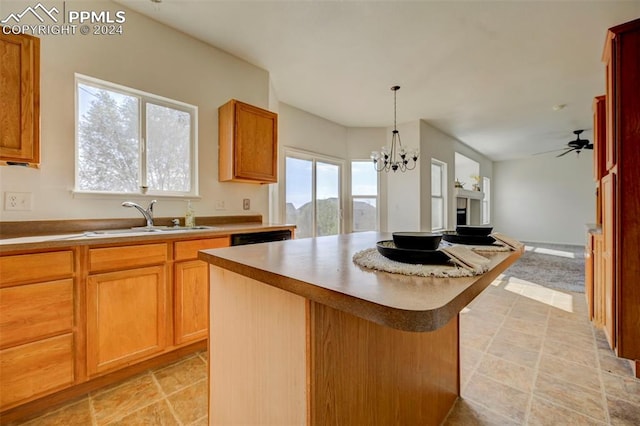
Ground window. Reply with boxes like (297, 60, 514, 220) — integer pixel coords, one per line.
(351, 160, 378, 232)
(75, 74, 197, 196)
(482, 176, 491, 224)
(284, 150, 342, 238)
(431, 159, 447, 231)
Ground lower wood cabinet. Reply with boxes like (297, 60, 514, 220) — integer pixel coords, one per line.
(174, 260, 209, 344)
(0, 232, 243, 418)
(174, 237, 229, 345)
(0, 334, 74, 408)
(593, 233, 604, 326)
(601, 172, 616, 349)
(86, 265, 167, 376)
(0, 251, 75, 411)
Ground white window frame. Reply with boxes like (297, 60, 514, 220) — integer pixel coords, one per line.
(281, 148, 344, 238)
(74, 74, 198, 197)
(482, 176, 491, 225)
(431, 159, 447, 232)
(350, 160, 379, 232)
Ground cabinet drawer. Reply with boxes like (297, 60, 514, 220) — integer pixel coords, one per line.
(0, 251, 73, 287)
(0, 279, 73, 349)
(89, 243, 167, 272)
(0, 333, 74, 409)
(174, 237, 230, 261)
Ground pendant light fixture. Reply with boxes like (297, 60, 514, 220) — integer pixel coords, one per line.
(371, 85, 419, 172)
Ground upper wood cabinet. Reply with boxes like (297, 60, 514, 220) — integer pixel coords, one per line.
(0, 30, 40, 166)
(218, 99, 278, 183)
(592, 96, 606, 183)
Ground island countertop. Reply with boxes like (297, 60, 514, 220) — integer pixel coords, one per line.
(199, 231, 522, 332)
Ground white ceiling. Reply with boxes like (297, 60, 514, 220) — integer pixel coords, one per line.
(117, 0, 639, 161)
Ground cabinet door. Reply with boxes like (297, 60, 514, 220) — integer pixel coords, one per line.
(593, 234, 604, 326)
(585, 233, 594, 320)
(235, 102, 277, 182)
(601, 173, 616, 349)
(219, 99, 278, 183)
(603, 32, 616, 171)
(174, 260, 209, 345)
(0, 333, 74, 410)
(87, 266, 167, 376)
(0, 31, 40, 165)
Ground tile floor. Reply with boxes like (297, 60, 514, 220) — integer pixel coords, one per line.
(14, 352, 208, 426)
(8, 275, 640, 425)
(445, 274, 640, 425)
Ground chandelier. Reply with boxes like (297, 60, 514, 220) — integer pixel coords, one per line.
(371, 85, 419, 172)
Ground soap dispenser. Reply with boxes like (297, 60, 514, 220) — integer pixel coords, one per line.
(185, 200, 195, 228)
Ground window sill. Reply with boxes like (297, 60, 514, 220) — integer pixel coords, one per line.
(71, 190, 201, 200)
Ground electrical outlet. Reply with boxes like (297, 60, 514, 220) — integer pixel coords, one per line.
(4, 192, 32, 211)
(243, 198, 250, 210)
(215, 200, 226, 210)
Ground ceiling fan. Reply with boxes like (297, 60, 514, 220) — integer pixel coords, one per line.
(556, 129, 593, 157)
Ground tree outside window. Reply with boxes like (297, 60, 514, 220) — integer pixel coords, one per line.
(75, 75, 197, 196)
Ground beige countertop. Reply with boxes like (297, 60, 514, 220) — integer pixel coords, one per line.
(199, 231, 522, 332)
(0, 222, 294, 252)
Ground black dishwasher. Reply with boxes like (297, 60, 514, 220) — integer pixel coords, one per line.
(230, 229, 292, 246)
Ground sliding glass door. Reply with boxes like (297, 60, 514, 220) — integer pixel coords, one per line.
(284, 151, 342, 238)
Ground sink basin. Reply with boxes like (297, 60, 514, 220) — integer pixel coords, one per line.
(84, 226, 216, 236)
(147, 226, 217, 232)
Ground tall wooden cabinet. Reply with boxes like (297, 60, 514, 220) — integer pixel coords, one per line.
(591, 18, 640, 371)
(218, 99, 278, 183)
(0, 30, 40, 166)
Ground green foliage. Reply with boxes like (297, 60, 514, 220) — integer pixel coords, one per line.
(286, 198, 340, 238)
(77, 86, 192, 193)
(78, 90, 139, 191)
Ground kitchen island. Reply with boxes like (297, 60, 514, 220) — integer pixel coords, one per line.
(199, 232, 522, 425)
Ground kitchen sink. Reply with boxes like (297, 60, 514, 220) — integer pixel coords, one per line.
(84, 226, 217, 236)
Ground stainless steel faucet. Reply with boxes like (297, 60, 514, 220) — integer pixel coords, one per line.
(122, 200, 157, 227)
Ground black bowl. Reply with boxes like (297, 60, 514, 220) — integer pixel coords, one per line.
(455, 225, 493, 236)
(392, 232, 442, 250)
(376, 241, 450, 264)
(442, 232, 496, 246)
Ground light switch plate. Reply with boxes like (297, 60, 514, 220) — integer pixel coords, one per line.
(243, 198, 250, 210)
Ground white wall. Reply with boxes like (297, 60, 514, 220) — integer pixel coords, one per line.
(419, 121, 493, 230)
(277, 103, 348, 159)
(0, 1, 272, 222)
(275, 103, 349, 224)
(493, 154, 594, 245)
(386, 121, 421, 232)
(454, 153, 480, 188)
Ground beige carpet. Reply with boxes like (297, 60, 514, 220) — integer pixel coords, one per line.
(502, 242, 585, 293)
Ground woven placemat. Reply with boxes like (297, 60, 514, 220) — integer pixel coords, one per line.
(352, 248, 475, 278)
